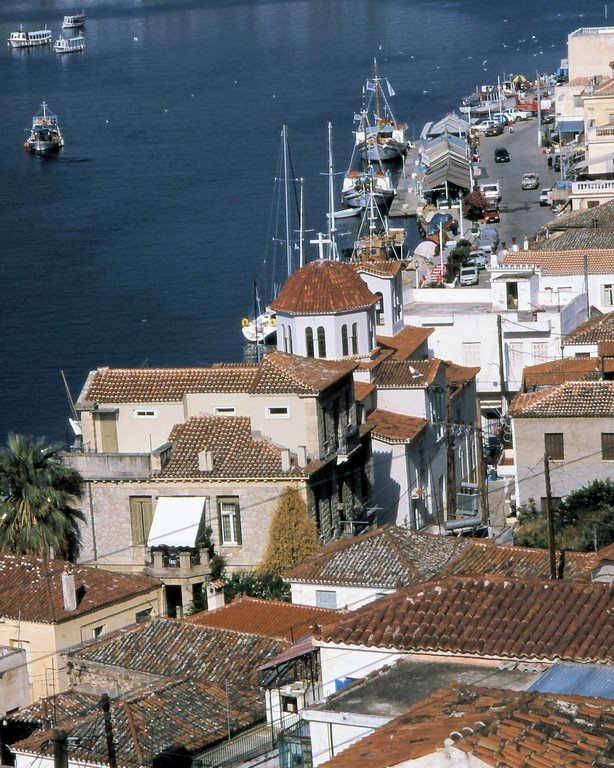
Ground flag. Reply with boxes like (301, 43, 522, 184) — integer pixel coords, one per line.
(366, 79, 376, 92)
(386, 79, 396, 97)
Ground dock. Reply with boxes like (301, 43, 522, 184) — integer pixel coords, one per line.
(388, 145, 422, 218)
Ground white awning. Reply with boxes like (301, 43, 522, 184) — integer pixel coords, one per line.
(147, 497, 207, 548)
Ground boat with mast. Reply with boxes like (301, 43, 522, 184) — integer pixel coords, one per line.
(342, 111, 395, 210)
(354, 60, 409, 163)
(241, 124, 297, 345)
(24, 101, 64, 153)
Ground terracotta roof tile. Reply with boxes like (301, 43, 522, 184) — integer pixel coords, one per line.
(522, 356, 614, 388)
(319, 686, 614, 768)
(353, 381, 376, 402)
(9, 691, 100, 725)
(502, 249, 614, 275)
(377, 325, 435, 361)
(510, 380, 614, 417)
(160, 415, 311, 479)
(13, 677, 264, 768)
(444, 361, 480, 384)
(79, 352, 355, 404)
(0, 555, 160, 624)
(598, 339, 614, 357)
(354, 261, 402, 277)
(284, 526, 470, 588)
(531, 229, 614, 250)
(593, 76, 614, 95)
(563, 312, 614, 346)
(375, 358, 442, 388)
(183, 596, 339, 641)
(316, 576, 614, 663)
(270, 260, 378, 315)
(67, 617, 288, 684)
(440, 540, 600, 581)
(369, 408, 429, 443)
(541, 199, 614, 231)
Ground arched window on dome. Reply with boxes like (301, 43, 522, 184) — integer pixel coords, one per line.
(375, 292, 385, 326)
(341, 324, 348, 356)
(288, 326, 293, 355)
(305, 327, 314, 357)
(351, 323, 358, 355)
(281, 324, 287, 353)
(317, 326, 327, 358)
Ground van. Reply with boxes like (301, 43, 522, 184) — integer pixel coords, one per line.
(460, 265, 479, 286)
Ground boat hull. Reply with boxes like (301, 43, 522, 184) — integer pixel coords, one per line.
(8, 37, 52, 48)
(241, 311, 277, 343)
(54, 40, 85, 53)
(27, 141, 62, 153)
(363, 142, 407, 162)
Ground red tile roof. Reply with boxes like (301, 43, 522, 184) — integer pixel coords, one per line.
(440, 540, 600, 581)
(522, 356, 614, 388)
(563, 312, 614, 346)
(284, 526, 469, 589)
(510, 380, 614, 418)
(79, 352, 355, 404)
(377, 325, 434, 361)
(270, 260, 378, 315)
(375, 358, 442, 388)
(444, 361, 480, 384)
(160, 415, 313, 479)
(353, 381, 376, 402)
(502, 250, 614, 275)
(354, 261, 402, 278)
(369, 408, 429, 443)
(318, 686, 614, 768)
(10, 690, 100, 725)
(13, 677, 264, 768)
(316, 576, 614, 663)
(183, 596, 339, 642)
(0, 555, 160, 624)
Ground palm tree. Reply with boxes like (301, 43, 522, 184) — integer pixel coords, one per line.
(0, 434, 85, 561)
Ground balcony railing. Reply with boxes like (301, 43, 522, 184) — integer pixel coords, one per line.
(572, 179, 614, 196)
(64, 451, 152, 480)
(145, 548, 210, 578)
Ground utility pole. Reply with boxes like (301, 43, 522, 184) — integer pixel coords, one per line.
(100, 694, 117, 768)
(536, 72, 542, 147)
(477, 425, 490, 525)
(496, 315, 507, 409)
(445, 386, 457, 522)
(543, 453, 558, 580)
(52, 729, 68, 768)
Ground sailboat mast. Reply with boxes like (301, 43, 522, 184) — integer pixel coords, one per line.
(327, 121, 338, 261)
(282, 124, 292, 278)
(299, 177, 305, 268)
(373, 58, 381, 120)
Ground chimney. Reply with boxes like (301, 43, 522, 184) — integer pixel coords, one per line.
(62, 570, 77, 612)
(198, 449, 214, 472)
(281, 448, 292, 472)
(206, 581, 225, 611)
(296, 445, 308, 468)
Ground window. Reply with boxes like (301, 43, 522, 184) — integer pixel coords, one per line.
(573, 95, 582, 108)
(281, 324, 287, 353)
(129, 496, 154, 546)
(545, 433, 564, 460)
(287, 326, 293, 355)
(351, 323, 358, 355)
(602, 433, 614, 460)
(531, 343, 549, 363)
(317, 326, 327, 358)
(92, 625, 105, 639)
(281, 695, 298, 714)
(375, 292, 384, 325)
(508, 342, 524, 380)
(603, 284, 614, 307)
(315, 589, 337, 609)
(134, 409, 157, 419)
(135, 608, 153, 623)
(266, 405, 289, 418)
(462, 342, 481, 366)
(506, 282, 519, 310)
(341, 324, 349, 356)
(305, 327, 314, 357)
(214, 406, 236, 415)
(218, 497, 242, 545)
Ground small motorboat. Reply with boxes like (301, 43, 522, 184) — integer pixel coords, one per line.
(62, 12, 85, 28)
(24, 101, 64, 154)
(54, 34, 85, 54)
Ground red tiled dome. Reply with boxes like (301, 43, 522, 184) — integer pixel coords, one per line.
(270, 260, 378, 315)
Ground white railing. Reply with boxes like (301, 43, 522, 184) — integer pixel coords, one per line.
(572, 179, 614, 195)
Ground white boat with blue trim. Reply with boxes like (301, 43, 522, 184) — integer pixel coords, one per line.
(54, 34, 85, 53)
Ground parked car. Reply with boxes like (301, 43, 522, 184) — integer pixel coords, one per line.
(467, 250, 488, 269)
(483, 201, 500, 223)
(484, 123, 504, 136)
(554, 155, 561, 172)
(504, 109, 532, 121)
(541, 113, 555, 125)
(473, 120, 500, 133)
(460, 265, 479, 285)
(494, 147, 510, 163)
(479, 226, 499, 253)
(539, 188, 551, 206)
(521, 172, 540, 190)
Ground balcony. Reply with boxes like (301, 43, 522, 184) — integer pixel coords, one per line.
(572, 178, 614, 200)
(145, 547, 211, 580)
(337, 422, 360, 462)
(64, 450, 152, 480)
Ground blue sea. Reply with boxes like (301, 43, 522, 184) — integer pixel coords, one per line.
(0, 0, 602, 442)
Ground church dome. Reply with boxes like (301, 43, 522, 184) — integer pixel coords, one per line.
(270, 260, 378, 316)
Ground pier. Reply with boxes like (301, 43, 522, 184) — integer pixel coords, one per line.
(388, 144, 421, 218)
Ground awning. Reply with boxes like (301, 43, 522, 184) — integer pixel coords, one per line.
(147, 497, 208, 548)
(572, 150, 614, 170)
(423, 158, 472, 191)
(556, 118, 583, 133)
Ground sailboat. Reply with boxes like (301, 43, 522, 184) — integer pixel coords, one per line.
(241, 124, 297, 345)
(342, 111, 395, 210)
(354, 60, 409, 163)
(349, 195, 406, 263)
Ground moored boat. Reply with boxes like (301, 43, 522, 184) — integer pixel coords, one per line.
(241, 309, 277, 344)
(24, 101, 64, 154)
(62, 12, 85, 29)
(341, 167, 395, 209)
(7, 25, 52, 48)
(54, 34, 85, 53)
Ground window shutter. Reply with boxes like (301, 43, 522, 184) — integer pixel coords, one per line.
(130, 506, 142, 545)
(142, 498, 154, 542)
(234, 503, 242, 545)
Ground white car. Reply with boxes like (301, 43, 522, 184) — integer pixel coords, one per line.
(504, 109, 533, 121)
(539, 188, 551, 206)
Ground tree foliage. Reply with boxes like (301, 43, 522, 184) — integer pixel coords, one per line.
(257, 486, 321, 576)
(223, 570, 290, 603)
(0, 434, 85, 561)
(513, 479, 614, 552)
(462, 190, 487, 221)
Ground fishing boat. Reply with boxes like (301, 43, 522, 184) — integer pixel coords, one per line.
(54, 34, 85, 53)
(7, 25, 52, 48)
(24, 102, 64, 154)
(62, 12, 85, 28)
(341, 167, 395, 209)
(354, 60, 409, 163)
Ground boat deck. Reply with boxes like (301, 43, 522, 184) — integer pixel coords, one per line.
(388, 145, 422, 218)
